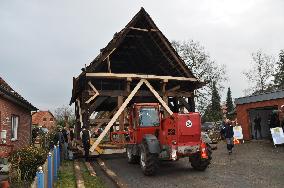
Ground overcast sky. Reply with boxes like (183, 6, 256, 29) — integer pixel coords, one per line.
(1, 0, 284, 111)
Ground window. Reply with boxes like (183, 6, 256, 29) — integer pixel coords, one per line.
(11, 115, 19, 141)
(139, 107, 160, 127)
(43, 118, 47, 121)
(50, 118, 53, 122)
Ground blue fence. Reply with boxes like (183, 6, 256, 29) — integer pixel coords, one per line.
(31, 144, 61, 188)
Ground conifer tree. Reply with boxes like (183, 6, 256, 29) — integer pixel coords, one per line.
(274, 50, 284, 89)
(211, 82, 222, 121)
(226, 87, 234, 119)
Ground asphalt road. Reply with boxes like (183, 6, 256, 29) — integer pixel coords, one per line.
(99, 141, 284, 188)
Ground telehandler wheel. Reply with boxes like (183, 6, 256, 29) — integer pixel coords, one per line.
(190, 148, 212, 171)
(140, 140, 158, 176)
(126, 145, 139, 164)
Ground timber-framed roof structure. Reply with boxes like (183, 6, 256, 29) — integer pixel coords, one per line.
(70, 8, 203, 111)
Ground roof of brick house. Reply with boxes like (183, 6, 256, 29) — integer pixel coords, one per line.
(32, 111, 55, 125)
(0, 76, 37, 111)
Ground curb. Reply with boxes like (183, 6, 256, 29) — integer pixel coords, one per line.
(96, 158, 127, 188)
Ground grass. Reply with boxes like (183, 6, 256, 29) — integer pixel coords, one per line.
(55, 160, 76, 188)
(80, 161, 105, 188)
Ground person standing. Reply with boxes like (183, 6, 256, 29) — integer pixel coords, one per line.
(54, 126, 64, 159)
(221, 119, 234, 154)
(62, 127, 69, 160)
(254, 114, 262, 139)
(69, 127, 75, 147)
(80, 126, 91, 161)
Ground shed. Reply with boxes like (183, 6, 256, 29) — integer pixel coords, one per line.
(235, 90, 284, 140)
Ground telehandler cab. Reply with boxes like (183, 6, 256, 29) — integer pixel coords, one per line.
(122, 103, 212, 176)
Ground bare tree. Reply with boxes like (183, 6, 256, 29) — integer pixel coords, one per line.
(172, 40, 227, 115)
(243, 50, 275, 94)
(53, 105, 75, 127)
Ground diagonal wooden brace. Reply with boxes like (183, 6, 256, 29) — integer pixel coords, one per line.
(89, 79, 145, 152)
(85, 81, 99, 104)
(143, 79, 173, 115)
(89, 79, 174, 152)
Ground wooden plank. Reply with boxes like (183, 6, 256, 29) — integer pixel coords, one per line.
(129, 27, 149, 32)
(85, 81, 99, 104)
(76, 99, 84, 128)
(90, 79, 144, 152)
(86, 73, 198, 82)
(143, 80, 173, 115)
(85, 162, 96, 176)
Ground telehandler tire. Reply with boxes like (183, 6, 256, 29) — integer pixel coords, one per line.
(126, 145, 139, 164)
(189, 147, 212, 171)
(140, 139, 158, 176)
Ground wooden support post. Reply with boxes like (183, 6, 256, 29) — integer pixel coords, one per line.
(90, 79, 144, 152)
(161, 80, 169, 117)
(126, 78, 132, 93)
(107, 56, 111, 73)
(76, 99, 84, 128)
(118, 96, 124, 131)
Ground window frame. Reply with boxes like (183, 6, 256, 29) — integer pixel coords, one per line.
(11, 114, 19, 141)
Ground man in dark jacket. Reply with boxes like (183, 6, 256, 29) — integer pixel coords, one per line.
(221, 119, 234, 154)
(80, 126, 91, 161)
(254, 114, 262, 139)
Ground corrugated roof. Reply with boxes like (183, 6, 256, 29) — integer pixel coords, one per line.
(235, 89, 284, 105)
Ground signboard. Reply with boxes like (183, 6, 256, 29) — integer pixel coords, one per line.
(270, 127, 284, 145)
(233, 126, 243, 140)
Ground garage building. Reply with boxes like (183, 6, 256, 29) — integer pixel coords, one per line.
(235, 89, 284, 140)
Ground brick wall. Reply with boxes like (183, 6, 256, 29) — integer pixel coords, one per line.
(0, 96, 32, 150)
(33, 113, 56, 130)
(236, 98, 284, 140)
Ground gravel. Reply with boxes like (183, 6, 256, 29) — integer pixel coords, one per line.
(100, 140, 284, 188)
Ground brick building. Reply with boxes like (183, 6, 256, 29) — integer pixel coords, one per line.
(235, 90, 284, 140)
(0, 77, 37, 153)
(32, 111, 56, 130)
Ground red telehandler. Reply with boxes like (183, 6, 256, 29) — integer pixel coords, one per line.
(117, 103, 212, 176)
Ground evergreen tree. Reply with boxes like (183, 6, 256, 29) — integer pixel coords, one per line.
(274, 50, 284, 89)
(211, 82, 222, 121)
(226, 87, 234, 119)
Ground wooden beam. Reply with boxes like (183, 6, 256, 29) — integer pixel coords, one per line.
(118, 96, 124, 131)
(86, 73, 198, 82)
(143, 80, 173, 115)
(76, 99, 84, 128)
(90, 79, 145, 152)
(102, 48, 116, 61)
(167, 85, 180, 92)
(107, 56, 111, 73)
(85, 82, 99, 104)
(129, 27, 149, 32)
(88, 90, 193, 97)
(90, 119, 111, 124)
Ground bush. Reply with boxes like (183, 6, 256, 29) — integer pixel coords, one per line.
(9, 146, 48, 182)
